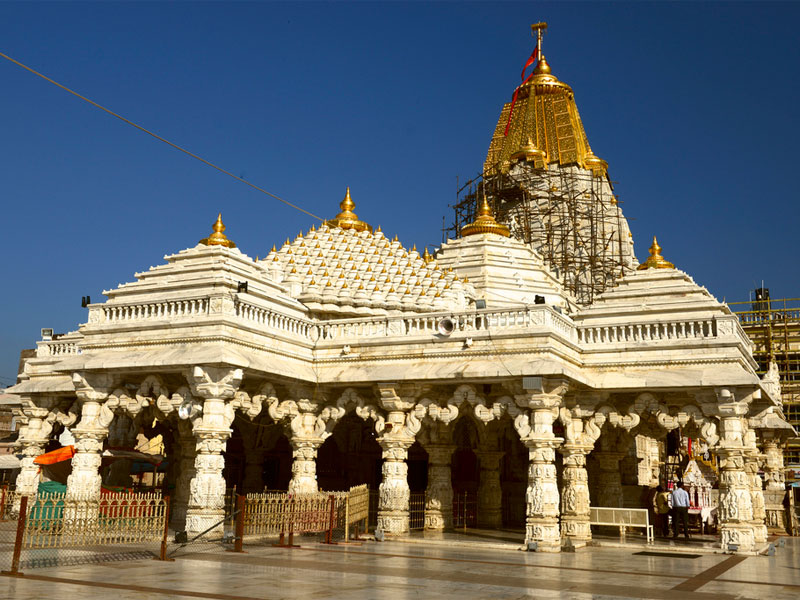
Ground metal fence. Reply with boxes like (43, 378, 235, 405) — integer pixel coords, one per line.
(24, 491, 167, 548)
(228, 485, 369, 550)
(0, 485, 17, 522)
(2, 491, 171, 574)
(453, 490, 478, 529)
(409, 492, 426, 530)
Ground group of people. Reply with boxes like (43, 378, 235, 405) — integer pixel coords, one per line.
(652, 481, 691, 540)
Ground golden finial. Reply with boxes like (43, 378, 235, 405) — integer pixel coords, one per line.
(411, 244, 417, 252)
(310, 224, 316, 232)
(422, 247, 432, 263)
(393, 235, 398, 242)
(637, 236, 675, 270)
(271, 244, 277, 253)
(199, 213, 237, 248)
(461, 194, 510, 238)
(376, 225, 382, 233)
(324, 186, 372, 232)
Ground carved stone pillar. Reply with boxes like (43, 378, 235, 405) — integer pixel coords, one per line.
(185, 367, 242, 535)
(288, 437, 324, 494)
(375, 384, 422, 535)
(515, 379, 566, 552)
(14, 398, 58, 501)
(171, 421, 196, 529)
(762, 440, 786, 491)
(65, 375, 113, 516)
(378, 439, 413, 534)
(476, 451, 504, 529)
(424, 444, 455, 530)
(594, 452, 624, 508)
(745, 452, 768, 544)
(716, 396, 755, 552)
(523, 439, 561, 551)
(761, 438, 787, 532)
(559, 444, 592, 542)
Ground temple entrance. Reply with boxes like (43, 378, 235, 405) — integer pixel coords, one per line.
(317, 412, 381, 491)
(499, 421, 528, 527)
(224, 418, 291, 493)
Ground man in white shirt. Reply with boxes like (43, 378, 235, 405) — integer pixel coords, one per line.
(671, 481, 691, 539)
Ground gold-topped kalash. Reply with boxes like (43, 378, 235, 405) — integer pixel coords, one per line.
(199, 213, 236, 248)
(461, 194, 510, 237)
(484, 23, 608, 178)
(324, 187, 372, 233)
(637, 236, 675, 270)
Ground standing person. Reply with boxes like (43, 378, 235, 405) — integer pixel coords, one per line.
(654, 485, 671, 537)
(671, 481, 690, 540)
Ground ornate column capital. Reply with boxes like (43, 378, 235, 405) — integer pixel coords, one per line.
(189, 366, 242, 401)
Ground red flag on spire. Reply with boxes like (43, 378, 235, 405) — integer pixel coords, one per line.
(504, 47, 538, 136)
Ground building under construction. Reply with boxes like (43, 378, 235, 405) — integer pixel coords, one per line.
(731, 291, 800, 466)
(444, 40, 636, 305)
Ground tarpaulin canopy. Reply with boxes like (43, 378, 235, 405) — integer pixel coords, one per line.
(32, 445, 164, 484)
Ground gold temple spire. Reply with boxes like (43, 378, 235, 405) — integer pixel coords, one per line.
(199, 213, 236, 248)
(324, 186, 372, 232)
(461, 194, 510, 238)
(637, 236, 675, 270)
(485, 24, 607, 178)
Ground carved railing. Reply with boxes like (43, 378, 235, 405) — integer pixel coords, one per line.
(36, 339, 81, 357)
(315, 306, 575, 342)
(577, 318, 720, 345)
(102, 298, 209, 322)
(234, 298, 314, 339)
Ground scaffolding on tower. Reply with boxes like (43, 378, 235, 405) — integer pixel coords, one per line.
(446, 160, 631, 306)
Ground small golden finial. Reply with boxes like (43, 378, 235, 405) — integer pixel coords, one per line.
(422, 247, 432, 263)
(393, 235, 398, 242)
(199, 213, 237, 248)
(411, 243, 417, 252)
(376, 225, 382, 233)
(637, 236, 675, 270)
(324, 186, 372, 232)
(271, 244, 276, 253)
(461, 194, 510, 238)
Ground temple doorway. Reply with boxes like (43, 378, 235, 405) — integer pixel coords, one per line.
(317, 412, 382, 491)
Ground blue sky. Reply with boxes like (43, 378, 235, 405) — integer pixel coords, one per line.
(1, 2, 798, 383)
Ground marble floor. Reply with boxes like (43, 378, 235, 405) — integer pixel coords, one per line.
(1, 535, 799, 599)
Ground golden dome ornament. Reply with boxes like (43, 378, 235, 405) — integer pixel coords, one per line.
(324, 186, 372, 232)
(461, 194, 510, 238)
(637, 236, 675, 270)
(199, 213, 236, 248)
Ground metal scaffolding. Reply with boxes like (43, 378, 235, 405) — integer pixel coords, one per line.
(446, 161, 631, 305)
(730, 292, 800, 463)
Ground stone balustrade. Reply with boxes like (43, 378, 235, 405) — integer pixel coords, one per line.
(578, 318, 721, 345)
(101, 298, 209, 322)
(47, 295, 750, 356)
(36, 339, 81, 357)
(234, 298, 314, 338)
(315, 306, 575, 342)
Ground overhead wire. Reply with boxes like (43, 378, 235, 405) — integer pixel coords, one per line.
(0, 50, 324, 222)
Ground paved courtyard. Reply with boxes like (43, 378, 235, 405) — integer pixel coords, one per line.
(1, 535, 799, 600)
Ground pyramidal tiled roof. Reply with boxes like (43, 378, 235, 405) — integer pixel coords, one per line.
(259, 197, 475, 317)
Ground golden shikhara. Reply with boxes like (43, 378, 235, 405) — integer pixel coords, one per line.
(484, 57, 607, 177)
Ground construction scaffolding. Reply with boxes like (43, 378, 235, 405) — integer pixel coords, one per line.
(730, 291, 800, 464)
(446, 161, 634, 305)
